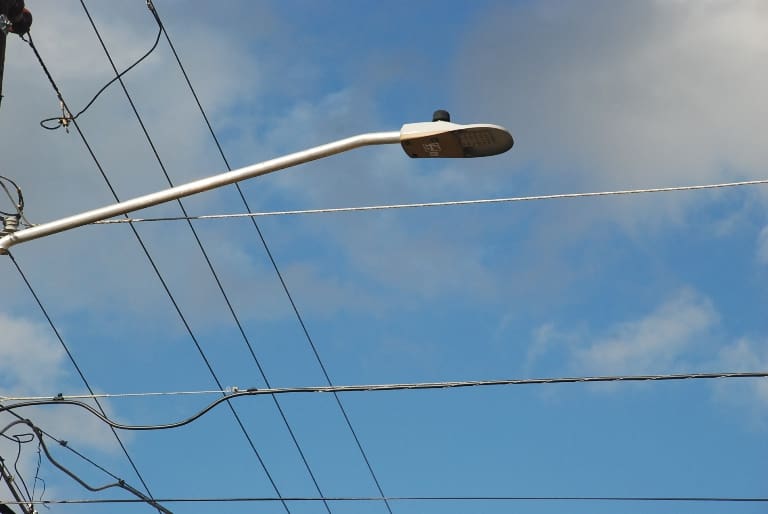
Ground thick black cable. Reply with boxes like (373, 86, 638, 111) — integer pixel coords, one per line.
(149, 4, 394, 512)
(0, 456, 31, 514)
(6, 252, 157, 506)
(79, 2, 332, 512)
(2, 371, 764, 432)
(0, 419, 173, 514)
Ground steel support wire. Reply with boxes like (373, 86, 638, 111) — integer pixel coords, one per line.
(148, 3, 394, 512)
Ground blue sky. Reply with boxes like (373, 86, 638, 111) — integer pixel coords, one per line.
(1, 1, 767, 513)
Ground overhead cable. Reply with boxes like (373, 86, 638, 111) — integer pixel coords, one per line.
(2, 370, 765, 403)
(2, 371, 764, 432)
(148, 2, 391, 512)
(78, 2, 322, 512)
(6, 253, 157, 503)
(2, 495, 767, 505)
(92, 177, 768, 224)
(0, 419, 172, 514)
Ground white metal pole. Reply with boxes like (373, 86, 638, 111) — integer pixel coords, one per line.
(0, 131, 400, 254)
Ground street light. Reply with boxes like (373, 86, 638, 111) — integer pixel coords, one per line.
(0, 111, 512, 254)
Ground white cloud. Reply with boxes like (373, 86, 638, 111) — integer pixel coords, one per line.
(715, 338, 768, 409)
(456, 0, 768, 226)
(0, 312, 122, 467)
(0, 313, 66, 395)
(573, 289, 717, 374)
(757, 225, 768, 265)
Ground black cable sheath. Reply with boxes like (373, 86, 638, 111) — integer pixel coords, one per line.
(2, 371, 764, 431)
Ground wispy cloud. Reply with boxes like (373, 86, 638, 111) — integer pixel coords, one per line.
(714, 338, 768, 412)
(573, 289, 717, 375)
(757, 225, 768, 265)
(457, 0, 768, 228)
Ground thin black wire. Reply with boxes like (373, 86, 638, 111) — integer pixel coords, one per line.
(38, 22, 162, 130)
(2, 495, 767, 505)
(27, 33, 291, 514)
(149, 3, 394, 512)
(3, 406, 127, 484)
(77, 2, 336, 512)
(3, 371, 764, 432)
(0, 431, 33, 505)
(0, 419, 173, 514)
(2, 402, 147, 510)
(54, 3, 294, 511)
(30, 440, 45, 510)
(5, 252, 158, 509)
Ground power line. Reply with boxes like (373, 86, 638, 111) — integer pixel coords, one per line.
(2, 495, 767, 505)
(3, 370, 764, 403)
(1, 389, 228, 402)
(92, 176, 768, 225)
(78, 2, 331, 512)
(3, 371, 764, 431)
(4, 252, 158, 506)
(148, 2, 394, 512)
(1, 418, 173, 514)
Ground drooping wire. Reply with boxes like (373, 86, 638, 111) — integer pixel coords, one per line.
(35, 23, 162, 130)
(0, 419, 173, 514)
(5, 252, 158, 508)
(149, 3, 395, 512)
(3, 371, 764, 432)
(0, 456, 32, 514)
(0, 175, 31, 229)
(1, 403, 150, 511)
(30, 439, 46, 511)
(0, 429, 34, 508)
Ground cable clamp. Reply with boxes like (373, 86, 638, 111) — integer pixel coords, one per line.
(59, 100, 72, 132)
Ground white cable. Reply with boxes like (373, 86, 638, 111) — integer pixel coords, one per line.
(0, 389, 229, 402)
(91, 177, 768, 224)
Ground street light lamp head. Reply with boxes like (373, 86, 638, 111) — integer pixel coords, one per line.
(400, 111, 513, 158)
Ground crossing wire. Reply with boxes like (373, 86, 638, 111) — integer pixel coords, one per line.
(77, 1, 333, 512)
(5, 252, 160, 512)
(23, 25, 283, 514)
(149, 3, 395, 512)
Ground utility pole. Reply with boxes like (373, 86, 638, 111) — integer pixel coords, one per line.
(0, 0, 32, 107)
